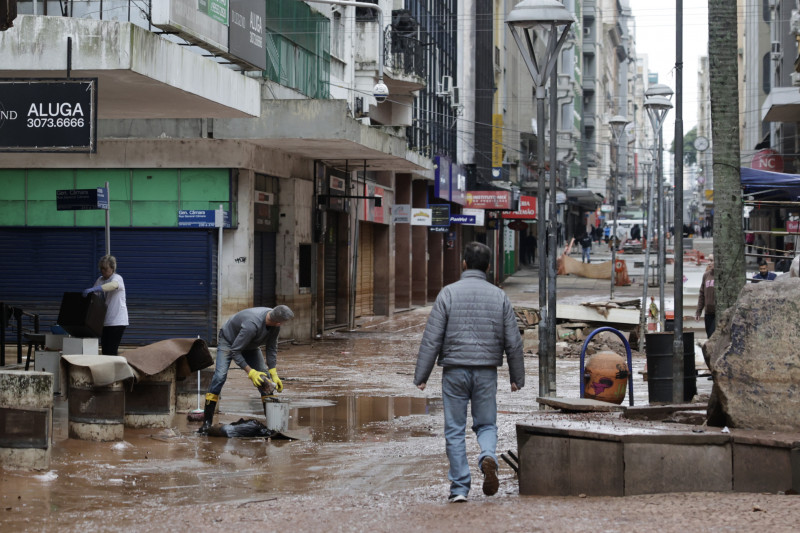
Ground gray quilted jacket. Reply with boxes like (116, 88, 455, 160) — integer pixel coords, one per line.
(414, 269, 525, 388)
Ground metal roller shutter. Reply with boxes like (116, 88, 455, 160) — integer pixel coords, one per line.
(0, 228, 217, 346)
(253, 231, 277, 308)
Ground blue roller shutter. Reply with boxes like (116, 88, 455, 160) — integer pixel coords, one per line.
(0, 228, 217, 346)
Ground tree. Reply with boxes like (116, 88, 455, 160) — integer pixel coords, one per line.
(671, 126, 698, 167)
(708, 0, 745, 315)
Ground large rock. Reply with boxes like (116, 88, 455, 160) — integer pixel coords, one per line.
(705, 277, 800, 431)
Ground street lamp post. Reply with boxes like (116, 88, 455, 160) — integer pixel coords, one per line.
(638, 159, 654, 354)
(608, 116, 628, 301)
(644, 88, 673, 329)
(507, 0, 574, 400)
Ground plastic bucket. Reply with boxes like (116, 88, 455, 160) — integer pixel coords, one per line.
(644, 332, 697, 403)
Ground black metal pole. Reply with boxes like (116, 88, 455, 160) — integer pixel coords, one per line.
(673, 0, 685, 403)
(536, 86, 549, 401)
(547, 66, 558, 396)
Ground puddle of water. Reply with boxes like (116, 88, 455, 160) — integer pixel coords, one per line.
(1, 395, 440, 520)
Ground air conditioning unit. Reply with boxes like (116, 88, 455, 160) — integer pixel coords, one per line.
(437, 75, 453, 96)
(771, 40, 782, 60)
(792, 72, 800, 87)
(792, 10, 800, 35)
(583, 26, 591, 36)
(768, 0, 779, 9)
(451, 87, 461, 107)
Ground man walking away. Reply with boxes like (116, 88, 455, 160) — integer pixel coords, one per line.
(414, 242, 525, 503)
(579, 232, 593, 263)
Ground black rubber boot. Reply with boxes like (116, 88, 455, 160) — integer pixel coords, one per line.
(198, 397, 217, 434)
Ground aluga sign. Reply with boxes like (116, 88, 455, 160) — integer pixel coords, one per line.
(0, 78, 98, 153)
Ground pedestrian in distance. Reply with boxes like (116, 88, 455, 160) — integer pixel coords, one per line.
(579, 232, 593, 263)
(82, 255, 128, 355)
(413, 242, 525, 503)
(752, 260, 777, 282)
(198, 305, 294, 434)
(695, 254, 716, 338)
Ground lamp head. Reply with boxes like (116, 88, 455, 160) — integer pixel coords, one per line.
(645, 83, 674, 100)
(608, 115, 629, 139)
(644, 96, 673, 112)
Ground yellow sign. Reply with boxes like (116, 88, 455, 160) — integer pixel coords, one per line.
(705, 189, 713, 202)
(492, 114, 503, 168)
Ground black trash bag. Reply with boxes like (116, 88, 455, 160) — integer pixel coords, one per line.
(207, 418, 277, 439)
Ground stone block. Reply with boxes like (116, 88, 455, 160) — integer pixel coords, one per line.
(733, 442, 793, 493)
(0, 371, 53, 470)
(624, 441, 732, 495)
(517, 425, 624, 496)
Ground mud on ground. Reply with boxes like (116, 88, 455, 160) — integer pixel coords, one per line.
(2, 309, 798, 532)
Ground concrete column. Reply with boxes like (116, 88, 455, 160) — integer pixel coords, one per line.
(411, 179, 429, 306)
(427, 231, 444, 301)
(0, 371, 53, 470)
(373, 223, 393, 315)
(394, 174, 412, 309)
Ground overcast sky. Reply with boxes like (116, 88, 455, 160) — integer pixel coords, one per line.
(627, 0, 709, 149)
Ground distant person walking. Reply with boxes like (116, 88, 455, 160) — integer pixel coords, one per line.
(82, 255, 128, 355)
(414, 242, 525, 503)
(695, 255, 716, 338)
(579, 232, 593, 263)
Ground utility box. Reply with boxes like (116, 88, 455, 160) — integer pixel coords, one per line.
(35, 351, 63, 395)
(62, 338, 99, 355)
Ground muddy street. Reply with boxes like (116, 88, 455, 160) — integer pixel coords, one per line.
(3, 253, 799, 531)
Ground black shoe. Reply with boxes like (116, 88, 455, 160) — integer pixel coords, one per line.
(481, 457, 499, 496)
(197, 419, 212, 434)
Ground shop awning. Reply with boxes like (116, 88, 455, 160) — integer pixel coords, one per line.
(566, 188, 604, 209)
(761, 87, 800, 122)
(741, 167, 800, 200)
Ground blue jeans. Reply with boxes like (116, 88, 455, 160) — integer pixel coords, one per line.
(441, 366, 498, 497)
(208, 337, 268, 396)
(582, 247, 591, 263)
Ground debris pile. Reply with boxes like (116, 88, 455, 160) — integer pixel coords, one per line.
(515, 300, 641, 359)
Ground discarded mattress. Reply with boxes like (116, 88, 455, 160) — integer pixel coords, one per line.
(61, 354, 135, 387)
(122, 338, 213, 380)
(558, 254, 613, 279)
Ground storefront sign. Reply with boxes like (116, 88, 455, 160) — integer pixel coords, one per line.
(462, 208, 484, 226)
(411, 208, 432, 226)
(229, 0, 266, 70)
(450, 214, 476, 224)
(464, 190, 511, 210)
(0, 79, 97, 153)
(198, 0, 229, 25)
(392, 204, 411, 223)
(430, 204, 450, 227)
(501, 195, 536, 219)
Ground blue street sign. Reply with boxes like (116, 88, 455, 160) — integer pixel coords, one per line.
(178, 209, 231, 228)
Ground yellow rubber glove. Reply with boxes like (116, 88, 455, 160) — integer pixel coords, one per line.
(268, 368, 283, 392)
(248, 369, 268, 387)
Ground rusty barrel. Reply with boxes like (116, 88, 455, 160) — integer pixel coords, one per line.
(68, 365, 124, 441)
(124, 364, 176, 428)
(645, 332, 697, 403)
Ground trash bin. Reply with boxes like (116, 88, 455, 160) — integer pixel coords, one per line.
(644, 332, 697, 403)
